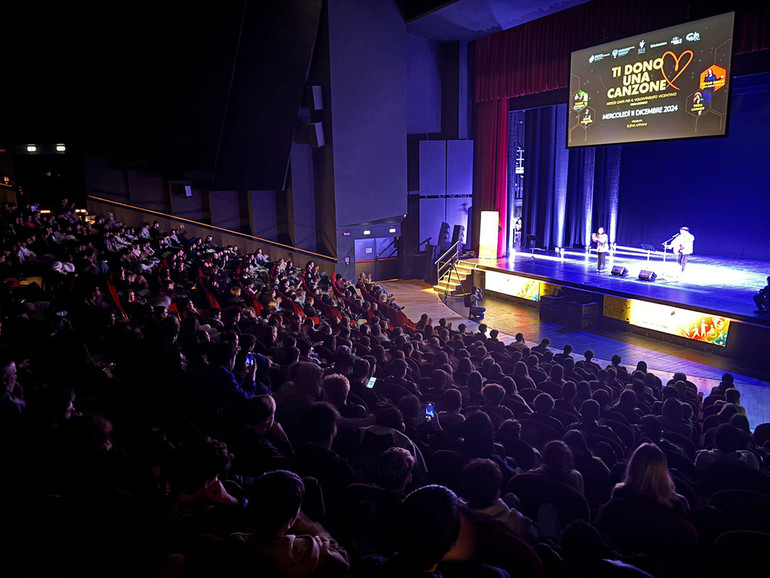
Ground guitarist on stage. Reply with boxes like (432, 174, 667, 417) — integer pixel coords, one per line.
(665, 227, 695, 274)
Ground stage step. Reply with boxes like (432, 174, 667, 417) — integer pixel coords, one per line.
(434, 260, 478, 295)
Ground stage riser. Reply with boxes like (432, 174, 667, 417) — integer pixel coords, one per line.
(465, 269, 770, 380)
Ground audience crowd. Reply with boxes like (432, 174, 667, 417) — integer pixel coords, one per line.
(1, 199, 770, 577)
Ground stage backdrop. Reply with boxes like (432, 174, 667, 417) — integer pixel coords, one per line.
(615, 72, 770, 260)
(515, 71, 770, 261)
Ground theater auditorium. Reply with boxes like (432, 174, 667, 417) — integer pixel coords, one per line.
(1, 1, 770, 576)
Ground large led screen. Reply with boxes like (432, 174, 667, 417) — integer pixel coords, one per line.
(568, 12, 734, 147)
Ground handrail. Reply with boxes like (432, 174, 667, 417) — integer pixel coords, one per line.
(418, 236, 432, 249)
(88, 194, 336, 262)
(434, 240, 461, 266)
(376, 237, 396, 258)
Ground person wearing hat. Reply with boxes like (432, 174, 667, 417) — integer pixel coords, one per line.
(665, 227, 695, 273)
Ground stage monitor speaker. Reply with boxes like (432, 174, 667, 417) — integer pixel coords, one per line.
(638, 270, 657, 282)
(611, 266, 629, 277)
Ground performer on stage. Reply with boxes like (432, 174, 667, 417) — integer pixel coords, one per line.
(666, 227, 695, 273)
(591, 227, 609, 272)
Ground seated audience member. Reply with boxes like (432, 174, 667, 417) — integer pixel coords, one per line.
(347, 447, 416, 557)
(569, 398, 623, 447)
(229, 470, 350, 577)
(229, 394, 293, 477)
(460, 410, 519, 482)
(479, 383, 515, 429)
(438, 387, 466, 433)
(608, 388, 643, 425)
(553, 380, 580, 420)
(520, 392, 566, 436)
(321, 373, 369, 421)
(459, 458, 539, 545)
(511, 361, 537, 393)
(531, 338, 551, 356)
(376, 446, 416, 498)
(553, 343, 574, 364)
(694, 423, 760, 471)
(525, 355, 548, 384)
(464, 371, 485, 407)
(291, 402, 359, 517)
(581, 349, 602, 375)
(0, 352, 25, 428)
(361, 484, 510, 577)
(496, 419, 539, 472)
(562, 429, 612, 509)
(559, 520, 653, 578)
(716, 372, 736, 394)
(606, 354, 629, 382)
(163, 435, 247, 544)
(609, 443, 690, 515)
(355, 406, 429, 486)
(533, 439, 584, 495)
(659, 397, 696, 442)
(185, 341, 262, 427)
(724, 387, 746, 416)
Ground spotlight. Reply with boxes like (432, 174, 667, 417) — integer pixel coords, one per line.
(363, 230, 371, 235)
(56, 144, 66, 152)
(27, 145, 37, 153)
(388, 228, 396, 233)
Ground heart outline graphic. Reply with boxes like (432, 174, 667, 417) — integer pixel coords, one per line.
(661, 50, 694, 90)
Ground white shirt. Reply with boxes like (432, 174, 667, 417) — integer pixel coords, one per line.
(593, 232, 609, 253)
(668, 230, 695, 255)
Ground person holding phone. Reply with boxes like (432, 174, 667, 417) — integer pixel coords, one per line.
(467, 286, 485, 321)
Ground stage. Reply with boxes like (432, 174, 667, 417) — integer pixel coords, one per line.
(466, 247, 770, 325)
(451, 246, 770, 379)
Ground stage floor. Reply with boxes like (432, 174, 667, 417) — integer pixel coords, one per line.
(467, 249, 770, 326)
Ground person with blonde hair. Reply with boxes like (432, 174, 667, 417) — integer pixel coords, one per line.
(610, 443, 689, 514)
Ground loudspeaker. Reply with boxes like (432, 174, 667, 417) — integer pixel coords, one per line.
(438, 222, 450, 252)
(170, 181, 193, 198)
(310, 122, 325, 148)
(611, 266, 629, 277)
(451, 224, 465, 246)
(638, 269, 657, 282)
(306, 85, 323, 111)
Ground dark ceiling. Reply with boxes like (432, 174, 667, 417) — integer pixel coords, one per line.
(0, 0, 590, 147)
(405, 0, 591, 41)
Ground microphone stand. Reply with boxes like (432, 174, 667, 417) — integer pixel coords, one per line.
(661, 234, 677, 264)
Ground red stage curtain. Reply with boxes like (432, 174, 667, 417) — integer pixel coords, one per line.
(474, 1, 770, 104)
(474, 99, 509, 257)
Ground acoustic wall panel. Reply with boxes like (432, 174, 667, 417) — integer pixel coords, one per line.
(419, 140, 446, 196)
(446, 140, 473, 195)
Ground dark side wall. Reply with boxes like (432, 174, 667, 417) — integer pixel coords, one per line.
(326, 0, 408, 277)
